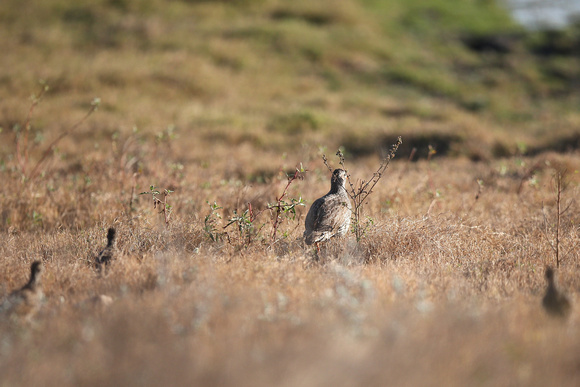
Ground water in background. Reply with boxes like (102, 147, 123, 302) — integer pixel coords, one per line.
(505, 0, 580, 29)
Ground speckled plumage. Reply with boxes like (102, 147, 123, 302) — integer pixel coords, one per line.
(96, 228, 116, 273)
(0, 261, 43, 320)
(304, 169, 352, 246)
(542, 266, 571, 318)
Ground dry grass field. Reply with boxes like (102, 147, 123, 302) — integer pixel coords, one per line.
(1, 0, 580, 385)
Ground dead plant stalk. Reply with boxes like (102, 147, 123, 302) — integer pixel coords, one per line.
(324, 137, 402, 242)
(542, 171, 574, 268)
(14, 86, 100, 182)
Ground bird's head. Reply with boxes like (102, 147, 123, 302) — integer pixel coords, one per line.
(545, 266, 555, 282)
(107, 228, 116, 243)
(30, 260, 43, 280)
(331, 169, 348, 188)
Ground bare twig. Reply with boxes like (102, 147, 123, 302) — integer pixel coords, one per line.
(323, 137, 402, 242)
(16, 82, 49, 175)
(221, 165, 306, 248)
(127, 173, 138, 218)
(269, 167, 305, 241)
(322, 154, 333, 173)
(28, 98, 100, 181)
(555, 172, 562, 268)
(466, 179, 484, 213)
(541, 170, 573, 268)
(517, 160, 542, 195)
(541, 202, 557, 254)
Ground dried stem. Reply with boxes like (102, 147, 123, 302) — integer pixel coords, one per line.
(541, 171, 573, 268)
(270, 168, 302, 241)
(15, 83, 49, 175)
(128, 173, 137, 216)
(221, 166, 305, 247)
(28, 98, 100, 181)
(555, 172, 562, 268)
(323, 137, 402, 242)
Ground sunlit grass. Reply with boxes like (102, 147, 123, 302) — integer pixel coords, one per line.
(0, 145, 579, 385)
(1, 0, 580, 385)
(1, 0, 579, 162)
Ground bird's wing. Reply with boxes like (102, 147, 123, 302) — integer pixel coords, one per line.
(329, 197, 351, 229)
(305, 197, 334, 234)
(96, 247, 111, 264)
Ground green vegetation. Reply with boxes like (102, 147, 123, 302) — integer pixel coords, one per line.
(1, 0, 579, 164)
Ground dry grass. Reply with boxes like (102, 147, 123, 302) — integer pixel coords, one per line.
(0, 140, 579, 385)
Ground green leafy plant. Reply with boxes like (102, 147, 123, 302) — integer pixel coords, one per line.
(214, 165, 306, 248)
(224, 208, 258, 246)
(204, 201, 224, 242)
(267, 166, 306, 242)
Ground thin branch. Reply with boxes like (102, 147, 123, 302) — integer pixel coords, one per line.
(326, 136, 401, 242)
(28, 98, 100, 181)
(560, 199, 574, 215)
(541, 202, 557, 254)
(270, 167, 305, 241)
(16, 83, 49, 175)
(555, 171, 562, 268)
(322, 154, 333, 173)
(563, 239, 579, 261)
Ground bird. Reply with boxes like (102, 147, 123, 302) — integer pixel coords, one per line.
(96, 228, 116, 272)
(542, 266, 571, 318)
(304, 168, 352, 252)
(0, 261, 44, 321)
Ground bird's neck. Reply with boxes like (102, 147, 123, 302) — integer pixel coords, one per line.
(547, 280, 558, 295)
(25, 272, 39, 290)
(329, 183, 345, 195)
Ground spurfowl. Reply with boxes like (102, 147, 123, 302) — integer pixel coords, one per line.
(304, 169, 352, 251)
(542, 266, 571, 318)
(0, 261, 44, 321)
(96, 228, 116, 271)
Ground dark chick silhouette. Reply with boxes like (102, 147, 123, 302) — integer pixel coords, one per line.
(542, 266, 571, 318)
(96, 228, 116, 271)
(304, 169, 352, 252)
(0, 261, 44, 321)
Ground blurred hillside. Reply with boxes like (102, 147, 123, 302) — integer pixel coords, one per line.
(0, 0, 579, 166)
